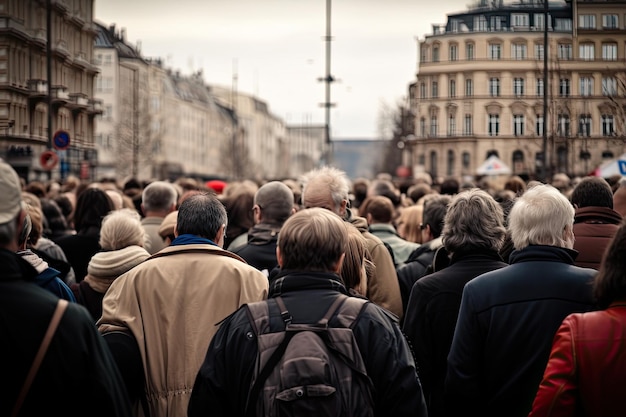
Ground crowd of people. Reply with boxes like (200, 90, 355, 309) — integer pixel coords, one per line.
(3, 157, 626, 417)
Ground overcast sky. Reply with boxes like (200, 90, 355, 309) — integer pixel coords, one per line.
(95, 0, 471, 139)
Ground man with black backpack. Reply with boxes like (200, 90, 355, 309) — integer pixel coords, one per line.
(188, 207, 428, 417)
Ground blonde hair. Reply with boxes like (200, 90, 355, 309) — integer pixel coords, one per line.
(99, 208, 146, 250)
(340, 223, 371, 296)
(396, 205, 423, 243)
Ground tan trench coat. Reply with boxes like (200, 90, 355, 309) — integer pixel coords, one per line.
(98, 244, 269, 417)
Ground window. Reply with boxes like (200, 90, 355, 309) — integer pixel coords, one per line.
(150, 95, 160, 111)
(448, 115, 456, 136)
(559, 78, 570, 97)
(512, 13, 529, 27)
(536, 115, 544, 136)
(579, 15, 596, 29)
(94, 53, 102, 65)
(475, 15, 488, 31)
(449, 79, 456, 98)
(433, 46, 440, 62)
(555, 18, 572, 31)
(534, 13, 546, 30)
(512, 43, 527, 60)
(558, 44, 572, 60)
(579, 115, 591, 137)
(464, 114, 472, 135)
(489, 43, 501, 59)
(489, 77, 500, 97)
(579, 77, 594, 96)
(514, 115, 525, 136)
(602, 77, 617, 96)
(421, 46, 428, 62)
(513, 78, 525, 96)
(491, 16, 505, 31)
(462, 152, 470, 169)
(420, 82, 426, 99)
(420, 118, 426, 137)
(432, 81, 439, 98)
(449, 44, 458, 61)
(558, 114, 570, 137)
(536, 78, 544, 96)
(488, 114, 500, 136)
(465, 79, 473, 97)
(447, 150, 455, 176)
(466, 43, 474, 60)
(602, 14, 618, 29)
(579, 43, 595, 60)
(103, 54, 112, 66)
(430, 116, 438, 136)
(535, 44, 544, 60)
(602, 115, 615, 136)
(602, 43, 617, 61)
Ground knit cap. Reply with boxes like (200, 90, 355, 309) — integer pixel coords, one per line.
(87, 245, 150, 279)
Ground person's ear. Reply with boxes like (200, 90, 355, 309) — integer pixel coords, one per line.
(276, 246, 284, 268)
(332, 253, 346, 273)
(174, 224, 179, 237)
(215, 224, 226, 247)
(339, 199, 348, 217)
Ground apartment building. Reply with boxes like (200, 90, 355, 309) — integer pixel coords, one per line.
(0, 0, 101, 180)
(410, 0, 626, 181)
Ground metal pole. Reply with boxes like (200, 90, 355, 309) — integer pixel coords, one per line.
(322, 0, 333, 165)
(46, 0, 53, 179)
(541, 0, 549, 182)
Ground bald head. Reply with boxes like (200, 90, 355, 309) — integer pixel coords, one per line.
(254, 181, 295, 225)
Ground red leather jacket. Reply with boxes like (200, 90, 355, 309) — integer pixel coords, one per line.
(529, 303, 626, 417)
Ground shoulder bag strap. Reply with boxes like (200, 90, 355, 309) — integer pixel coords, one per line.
(11, 299, 69, 417)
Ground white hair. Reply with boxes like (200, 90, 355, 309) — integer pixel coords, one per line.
(508, 184, 575, 250)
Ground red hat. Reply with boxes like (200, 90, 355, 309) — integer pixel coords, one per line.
(206, 180, 227, 194)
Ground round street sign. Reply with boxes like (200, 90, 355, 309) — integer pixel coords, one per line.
(53, 130, 70, 150)
(40, 150, 59, 170)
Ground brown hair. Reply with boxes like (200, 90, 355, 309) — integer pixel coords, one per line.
(593, 218, 626, 308)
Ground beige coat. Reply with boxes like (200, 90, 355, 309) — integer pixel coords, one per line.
(98, 244, 269, 417)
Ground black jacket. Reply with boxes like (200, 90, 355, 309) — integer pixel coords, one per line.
(0, 248, 132, 417)
(396, 237, 443, 314)
(188, 270, 428, 417)
(402, 249, 507, 417)
(445, 245, 597, 417)
(232, 223, 281, 274)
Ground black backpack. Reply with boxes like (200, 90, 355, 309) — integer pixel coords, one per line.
(244, 294, 374, 417)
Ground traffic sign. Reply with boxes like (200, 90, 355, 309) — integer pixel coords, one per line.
(53, 130, 70, 150)
(40, 150, 59, 170)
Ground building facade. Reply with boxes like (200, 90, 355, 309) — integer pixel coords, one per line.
(409, 0, 626, 182)
(0, 0, 101, 181)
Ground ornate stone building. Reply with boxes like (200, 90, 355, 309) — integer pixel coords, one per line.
(409, 0, 626, 181)
(0, 0, 101, 180)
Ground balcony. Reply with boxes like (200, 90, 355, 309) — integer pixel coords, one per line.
(53, 39, 71, 59)
(68, 93, 89, 113)
(87, 98, 104, 116)
(29, 28, 47, 47)
(74, 52, 89, 68)
(52, 86, 70, 105)
(27, 79, 47, 102)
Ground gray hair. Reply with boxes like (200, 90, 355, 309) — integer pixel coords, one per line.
(508, 184, 575, 250)
(142, 181, 177, 212)
(442, 189, 506, 254)
(99, 208, 146, 250)
(176, 193, 227, 240)
(300, 166, 351, 213)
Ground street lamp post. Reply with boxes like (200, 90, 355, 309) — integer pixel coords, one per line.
(541, 0, 549, 182)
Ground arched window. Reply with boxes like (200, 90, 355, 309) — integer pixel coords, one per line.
(430, 151, 438, 179)
(447, 150, 455, 176)
(557, 146, 568, 173)
(512, 150, 524, 174)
